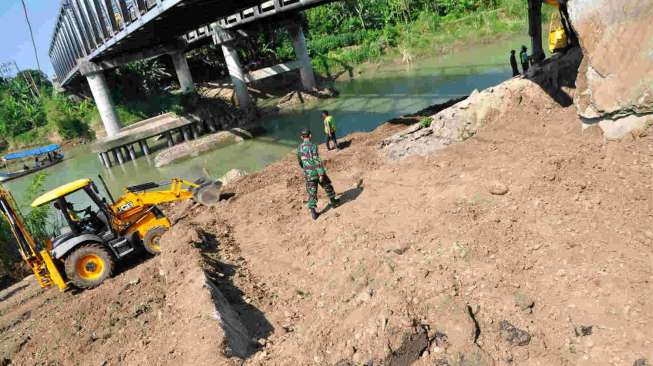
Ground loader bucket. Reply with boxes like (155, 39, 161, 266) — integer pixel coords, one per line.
(193, 180, 223, 206)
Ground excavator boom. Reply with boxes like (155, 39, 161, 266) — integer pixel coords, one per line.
(0, 187, 67, 291)
(113, 178, 222, 214)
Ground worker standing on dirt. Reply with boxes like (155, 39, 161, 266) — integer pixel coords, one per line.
(322, 110, 339, 150)
(520, 46, 530, 73)
(510, 50, 520, 77)
(297, 128, 338, 220)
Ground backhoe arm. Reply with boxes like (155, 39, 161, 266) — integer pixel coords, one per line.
(0, 187, 66, 290)
(112, 178, 221, 214)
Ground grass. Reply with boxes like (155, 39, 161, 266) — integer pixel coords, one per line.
(311, 1, 554, 79)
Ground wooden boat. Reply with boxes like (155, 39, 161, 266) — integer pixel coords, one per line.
(0, 144, 64, 183)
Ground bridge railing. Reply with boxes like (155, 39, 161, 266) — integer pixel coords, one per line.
(184, 0, 330, 44)
(49, 0, 331, 85)
(49, 0, 171, 83)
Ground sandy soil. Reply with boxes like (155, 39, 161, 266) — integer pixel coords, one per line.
(1, 70, 652, 366)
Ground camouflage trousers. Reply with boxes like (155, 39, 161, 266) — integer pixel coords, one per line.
(305, 175, 336, 209)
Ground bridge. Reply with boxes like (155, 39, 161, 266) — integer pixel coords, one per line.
(49, 0, 554, 140)
(48, 0, 332, 137)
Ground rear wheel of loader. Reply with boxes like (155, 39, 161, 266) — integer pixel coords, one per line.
(143, 226, 168, 255)
(64, 244, 114, 289)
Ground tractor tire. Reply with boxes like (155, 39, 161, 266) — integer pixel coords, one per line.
(142, 226, 168, 255)
(64, 243, 114, 289)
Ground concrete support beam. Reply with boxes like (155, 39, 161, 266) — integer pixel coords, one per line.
(85, 69, 121, 137)
(221, 42, 253, 110)
(287, 22, 316, 90)
(170, 51, 195, 93)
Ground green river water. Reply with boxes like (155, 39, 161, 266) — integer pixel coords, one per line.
(4, 36, 530, 209)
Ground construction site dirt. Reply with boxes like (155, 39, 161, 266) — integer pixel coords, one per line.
(1, 61, 652, 365)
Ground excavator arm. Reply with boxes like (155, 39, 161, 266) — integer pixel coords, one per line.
(112, 178, 222, 214)
(0, 187, 67, 291)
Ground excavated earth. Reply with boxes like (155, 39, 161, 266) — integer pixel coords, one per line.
(1, 64, 653, 366)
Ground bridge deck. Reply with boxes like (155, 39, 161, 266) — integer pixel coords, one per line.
(51, 0, 332, 86)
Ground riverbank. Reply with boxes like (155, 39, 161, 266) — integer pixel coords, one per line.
(2, 50, 652, 364)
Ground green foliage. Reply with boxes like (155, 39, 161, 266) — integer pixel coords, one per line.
(42, 92, 94, 140)
(301, 0, 529, 77)
(419, 117, 432, 128)
(112, 59, 173, 100)
(0, 77, 47, 138)
(22, 173, 51, 242)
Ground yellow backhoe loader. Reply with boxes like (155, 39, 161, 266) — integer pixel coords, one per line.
(0, 177, 221, 291)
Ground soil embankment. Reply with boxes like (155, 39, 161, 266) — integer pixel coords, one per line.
(1, 48, 652, 365)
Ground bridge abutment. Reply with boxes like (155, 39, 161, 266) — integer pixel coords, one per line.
(288, 23, 316, 91)
(85, 69, 122, 137)
(170, 51, 195, 93)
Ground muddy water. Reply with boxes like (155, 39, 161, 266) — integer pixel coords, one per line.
(5, 36, 529, 207)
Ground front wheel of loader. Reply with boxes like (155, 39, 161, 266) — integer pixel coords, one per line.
(142, 226, 168, 255)
(64, 244, 114, 289)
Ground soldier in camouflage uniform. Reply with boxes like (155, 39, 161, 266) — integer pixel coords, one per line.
(297, 128, 338, 220)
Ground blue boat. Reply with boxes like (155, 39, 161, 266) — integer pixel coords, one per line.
(0, 144, 64, 182)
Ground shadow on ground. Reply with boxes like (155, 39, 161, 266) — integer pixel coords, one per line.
(199, 231, 273, 358)
(525, 46, 582, 108)
(319, 186, 364, 216)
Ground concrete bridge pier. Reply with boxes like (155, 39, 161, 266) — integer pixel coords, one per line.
(221, 42, 254, 110)
(287, 23, 317, 91)
(170, 51, 195, 93)
(84, 68, 122, 137)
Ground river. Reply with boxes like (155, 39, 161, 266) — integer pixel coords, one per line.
(5, 36, 530, 208)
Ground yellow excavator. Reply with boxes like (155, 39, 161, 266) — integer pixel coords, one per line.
(0, 177, 221, 291)
(544, 0, 570, 53)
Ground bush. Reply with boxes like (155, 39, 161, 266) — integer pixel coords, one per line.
(42, 93, 93, 140)
(419, 117, 432, 128)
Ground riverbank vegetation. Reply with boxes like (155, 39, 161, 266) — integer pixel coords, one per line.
(303, 0, 530, 76)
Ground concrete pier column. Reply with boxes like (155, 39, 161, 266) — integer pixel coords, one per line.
(100, 152, 111, 168)
(192, 124, 200, 139)
(139, 140, 150, 155)
(182, 127, 192, 142)
(114, 149, 124, 165)
(122, 147, 131, 161)
(86, 70, 122, 137)
(288, 23, 316, 91)
(166, 132, 175, 148)
(170, 51, 195, 93)
(221, 43, 253, 110)
(127, 145, 137, 161)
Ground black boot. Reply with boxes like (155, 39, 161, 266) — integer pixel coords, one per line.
(310, 208, 319, 220)
(330, 197, 339, 208)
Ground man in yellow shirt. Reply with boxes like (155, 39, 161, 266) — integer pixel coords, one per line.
(322, 110, 339, 150)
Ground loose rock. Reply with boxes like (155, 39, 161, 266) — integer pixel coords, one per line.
(489, 182, 509, 195)
(499, 320, 531, 346)
(514, 292, 535, 312)
(574, 325, 593, 337)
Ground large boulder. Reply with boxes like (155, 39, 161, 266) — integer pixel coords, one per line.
(154, 129, 251, 167)
(569, 0, 653, 137)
